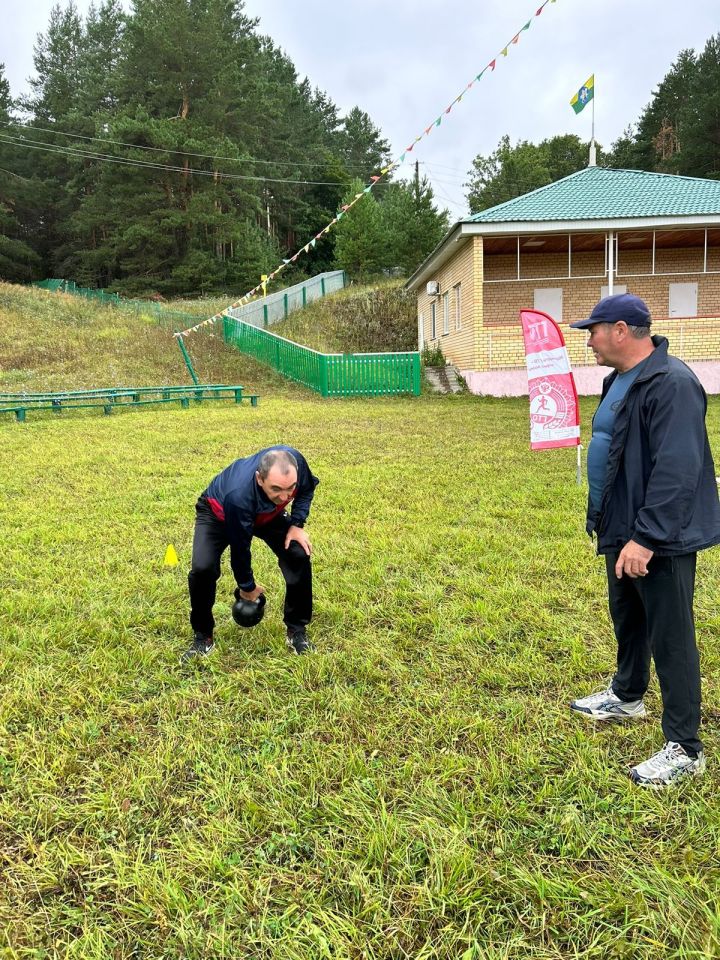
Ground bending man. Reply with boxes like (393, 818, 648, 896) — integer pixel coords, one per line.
(184, 446, 319, 659)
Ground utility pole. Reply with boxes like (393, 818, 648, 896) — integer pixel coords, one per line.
(415, 159, 420, 195)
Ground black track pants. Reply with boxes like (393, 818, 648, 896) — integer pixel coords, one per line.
(606, 552, 701, 755)
(188, 497, 312, 637)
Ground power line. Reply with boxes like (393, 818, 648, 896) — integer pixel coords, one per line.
(0, 133, 350, 185)
(0, 119, 386, 175)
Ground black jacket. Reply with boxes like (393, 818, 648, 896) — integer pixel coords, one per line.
(203, 446, 319, 590)
(587, 336, 720, 556)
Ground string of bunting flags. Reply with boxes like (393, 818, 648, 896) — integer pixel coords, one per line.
(175, 0, 558, 340)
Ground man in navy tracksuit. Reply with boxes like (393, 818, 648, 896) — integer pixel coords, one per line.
(184, 446, 319, 659)
(568, 294, 720, 787)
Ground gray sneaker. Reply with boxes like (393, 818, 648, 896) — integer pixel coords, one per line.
(286, 628, 312, 655)
(570, 684, 646, 721)
(630, 741, 705, 788)
(181, 632, 214, 661)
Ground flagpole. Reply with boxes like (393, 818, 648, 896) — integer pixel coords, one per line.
(589, 77, 597, 166)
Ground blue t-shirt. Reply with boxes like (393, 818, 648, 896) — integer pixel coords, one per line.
(587, 360, 647, 509)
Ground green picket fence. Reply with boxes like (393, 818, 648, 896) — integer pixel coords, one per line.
(222, 316, 420, 397)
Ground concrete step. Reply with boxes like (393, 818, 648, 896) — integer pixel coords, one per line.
(424, 364, 464, 394)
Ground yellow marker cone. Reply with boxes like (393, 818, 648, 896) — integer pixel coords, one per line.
(164, 544, 179, 566)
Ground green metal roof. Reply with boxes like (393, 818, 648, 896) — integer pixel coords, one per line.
(466, 166, 720, 223)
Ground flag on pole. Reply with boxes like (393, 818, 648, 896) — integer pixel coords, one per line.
(570, 74, 594, 114)
(519, 309, 580, 450)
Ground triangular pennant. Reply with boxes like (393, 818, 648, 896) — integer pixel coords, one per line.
(488, 59, 496, 71)
(341, 204, 350, 211)
(511, 33, 520, 44)
(435, 117, 442, 127)
(354, 192, 363, 199)
(522, 20, 531, 30)
(370, 175, 381, 182)
(445, 105, 452, 114)
(363, 185, 373, 193)
(283, 258, 291, 264)
(424, 126, 432, 135)
(501, 46, 508, 56)
(310, 238, 317, 247)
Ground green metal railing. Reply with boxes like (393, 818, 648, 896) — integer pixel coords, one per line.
(222, 316, 420, 397)
(226, 271, 346, 328)
(32, 279, 197, 328)
(33, 272, 347, 331)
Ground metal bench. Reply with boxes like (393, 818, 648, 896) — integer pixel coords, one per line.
(0, 384, 259, 422)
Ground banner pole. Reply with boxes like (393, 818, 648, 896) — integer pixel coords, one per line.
(576, 444, 583, 485)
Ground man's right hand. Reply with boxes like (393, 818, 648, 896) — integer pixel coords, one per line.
(238, 584, 265, 602)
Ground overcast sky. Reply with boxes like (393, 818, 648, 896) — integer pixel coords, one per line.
(2, 0, 718, 221)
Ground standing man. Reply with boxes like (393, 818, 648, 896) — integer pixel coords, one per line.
(568, 294, 720, 786)
(183, 446, 319, 660)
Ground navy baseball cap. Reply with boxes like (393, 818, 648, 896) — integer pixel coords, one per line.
(569, 293, 651, 330)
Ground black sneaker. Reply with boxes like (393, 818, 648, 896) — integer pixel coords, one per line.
(182, 632, 214, 661)
(286, 628, 312, 655)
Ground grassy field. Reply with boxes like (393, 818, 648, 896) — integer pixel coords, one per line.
(1, 284, 720, 958)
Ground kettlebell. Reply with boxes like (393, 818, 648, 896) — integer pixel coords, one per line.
(232, 591, 266, 628)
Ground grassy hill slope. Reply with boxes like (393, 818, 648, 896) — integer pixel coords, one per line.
(0, 283, 310, 397)
(270, 279, 417, 354)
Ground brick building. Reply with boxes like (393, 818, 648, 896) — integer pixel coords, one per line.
(406, 167, 720, 395)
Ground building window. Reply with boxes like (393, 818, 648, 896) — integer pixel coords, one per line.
(442, 292, 450, 335)
(454, 283, 462, 331)
(533, 287, 563, 322)
(431, 301, 436, 339)
(669, 282, 698, 318)
(601, 284, 627, 299)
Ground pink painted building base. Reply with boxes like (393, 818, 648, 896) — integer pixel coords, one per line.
(461, 361, 720, 397)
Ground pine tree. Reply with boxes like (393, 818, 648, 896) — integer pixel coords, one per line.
(333, 178, 385, 280)
(675, 34, 720, 178)
(381, 174, 448, 275)
(631, 49, 696, 172)
(0, 65, 42, 282)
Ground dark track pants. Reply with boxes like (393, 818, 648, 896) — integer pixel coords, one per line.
(606, 552, 702, 755)
(188, 497, 312, 637)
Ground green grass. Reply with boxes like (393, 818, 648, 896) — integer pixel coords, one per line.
(1, 283, 720, 958)
(270, 279, 417, 355)
(0, 283, 309, 398)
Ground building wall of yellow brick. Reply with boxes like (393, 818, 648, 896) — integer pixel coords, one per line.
(483, 247, 720, 328)
(417, 237, 482, 368)
(415, 238, 720, 371)
(475, 315, 720, 371)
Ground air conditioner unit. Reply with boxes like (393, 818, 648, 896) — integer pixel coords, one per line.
(426, 281, 440, 296)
